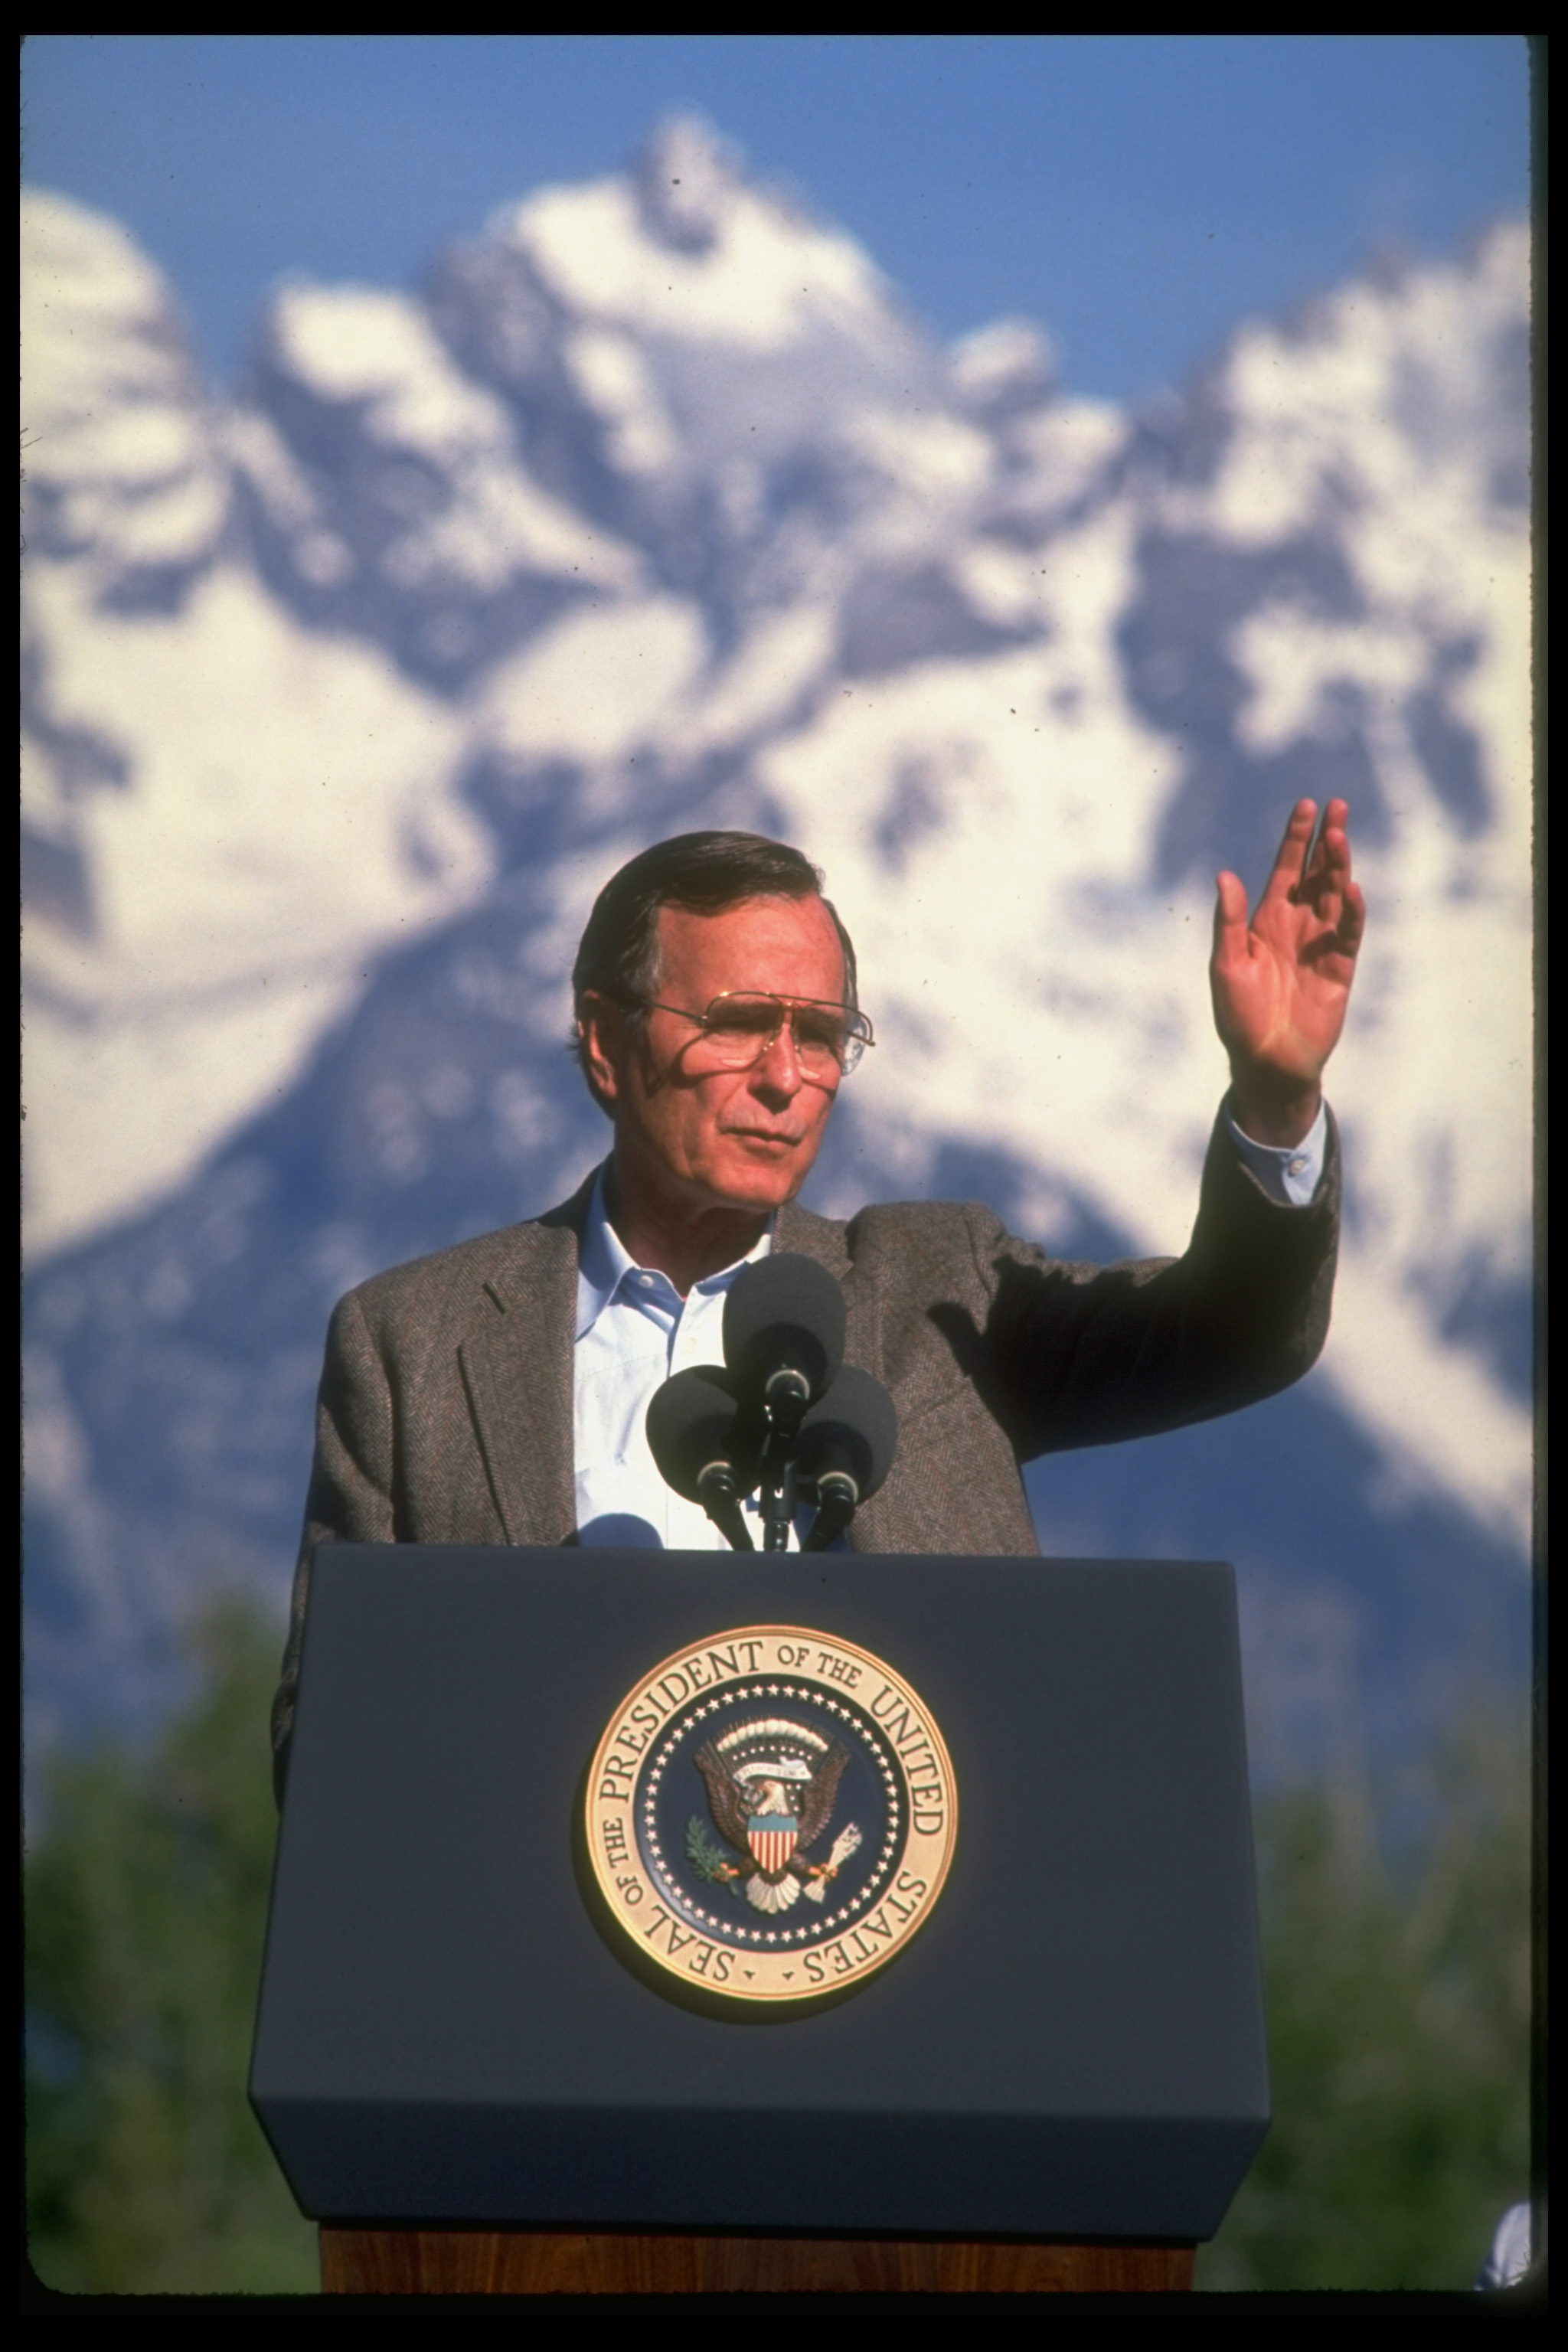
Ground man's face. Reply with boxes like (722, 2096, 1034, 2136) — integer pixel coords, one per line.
(585, 893, 847, 1220)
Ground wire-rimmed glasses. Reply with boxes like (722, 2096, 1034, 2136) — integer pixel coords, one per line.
(640, 991, 875, 1078)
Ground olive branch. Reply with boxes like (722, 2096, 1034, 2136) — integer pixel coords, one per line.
(685, 1815, 743, 1883)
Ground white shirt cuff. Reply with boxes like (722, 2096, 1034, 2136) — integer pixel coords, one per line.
(1225, 1096, 1328, 1207)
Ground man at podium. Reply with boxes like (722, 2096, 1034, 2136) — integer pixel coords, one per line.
(273, 799, 1362, 1780)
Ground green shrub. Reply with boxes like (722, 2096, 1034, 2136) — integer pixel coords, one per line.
(25, 1599, 317, 2295)
(1197, 1701, 1531, 2290)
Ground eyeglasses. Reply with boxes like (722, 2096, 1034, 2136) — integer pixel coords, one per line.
(639, 991, 875, 1077)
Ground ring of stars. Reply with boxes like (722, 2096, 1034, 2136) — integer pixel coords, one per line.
(637, 1679, 907, 1947)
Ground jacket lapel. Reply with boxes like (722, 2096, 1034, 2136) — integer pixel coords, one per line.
(776, 1196, 865, 1367)
(781, 1197, 895, 1554)
(457, 1172, 597, 1545)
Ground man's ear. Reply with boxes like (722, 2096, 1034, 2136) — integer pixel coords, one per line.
(577, 991, 624, 1109)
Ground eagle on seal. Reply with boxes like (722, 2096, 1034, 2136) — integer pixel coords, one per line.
(692, 1729, 857, 1914)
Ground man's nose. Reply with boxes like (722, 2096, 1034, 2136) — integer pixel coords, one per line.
(750, 1015, 805, 1096)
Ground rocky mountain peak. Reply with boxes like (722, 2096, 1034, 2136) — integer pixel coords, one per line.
(20, 138, 1533, 1759)
(21, 188, 229, 604)
(633, 112, 747, 256)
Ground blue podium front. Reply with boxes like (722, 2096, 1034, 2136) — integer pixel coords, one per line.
(250, 1547, 1269, 2239)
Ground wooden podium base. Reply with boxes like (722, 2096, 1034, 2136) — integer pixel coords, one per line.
(320, 2227, 1195, 2295)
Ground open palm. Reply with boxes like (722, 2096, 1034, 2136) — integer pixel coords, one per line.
(1210, 799, 1364, 1138)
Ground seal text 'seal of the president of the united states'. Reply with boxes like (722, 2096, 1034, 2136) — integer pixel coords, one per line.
(586, 1625, 957, 2004)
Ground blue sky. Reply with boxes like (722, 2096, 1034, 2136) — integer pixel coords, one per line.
(21, 36, 1530, 403)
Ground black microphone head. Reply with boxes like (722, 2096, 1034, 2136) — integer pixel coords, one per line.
(794, 1364, 898, 1502)
(645, 1367, 753, 1502)
(722, 1253, 846, 1406)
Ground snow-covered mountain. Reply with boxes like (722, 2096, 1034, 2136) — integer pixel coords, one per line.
(21, 121, 1532, 1759)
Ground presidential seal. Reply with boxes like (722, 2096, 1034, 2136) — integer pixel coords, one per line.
(585, 1626, 957, 2005)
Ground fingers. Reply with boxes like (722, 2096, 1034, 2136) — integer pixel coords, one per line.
(1305, 799, 1358, 936)
(1315, 795, 1351, 860)
(1213, 874, 1250, 983)
(1289, 797, 1357, 915)
(1215, 802, 1363, 972)
(1338, 877, 1367, 955)
(1262, 799, 1319, 901)
(1212, 870, 1251, 969)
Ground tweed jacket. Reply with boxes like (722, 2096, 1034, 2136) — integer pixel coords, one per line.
(273, 1104, 1338, 1769)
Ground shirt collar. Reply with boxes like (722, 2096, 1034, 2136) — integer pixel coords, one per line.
(575, 1161, 775, 1340)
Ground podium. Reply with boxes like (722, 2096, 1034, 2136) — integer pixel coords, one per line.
(251, 1548, 1268, 2295)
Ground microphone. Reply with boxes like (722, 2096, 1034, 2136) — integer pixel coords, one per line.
(723, 1253, 848, 1550)
(795, 1366, 899, 1551)
(721, 1253, 846, 1439)
(644, 1259, 897, 1558)
(645, 1368, 757, 1552)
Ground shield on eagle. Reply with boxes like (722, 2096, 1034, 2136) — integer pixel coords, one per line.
(691, 1717, 854, 1907)
(746, 1811, 799, 1873)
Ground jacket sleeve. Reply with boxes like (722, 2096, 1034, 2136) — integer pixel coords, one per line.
(975, 1103, 1340, 1464)
(270, 1285, 397, 1800)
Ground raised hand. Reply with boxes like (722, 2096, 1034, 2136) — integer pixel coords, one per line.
(1210, 798, 1365, 1146)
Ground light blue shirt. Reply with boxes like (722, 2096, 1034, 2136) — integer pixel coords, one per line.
(1225, 1094, 1328, 1209)
(573, 1106, 1328, 1547)
(573, 1166, 790, 1550)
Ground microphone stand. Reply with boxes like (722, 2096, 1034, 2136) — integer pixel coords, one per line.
(757, 1368, 810, 1553)
(758, 1454, 796, 1552)
(696, 1462, 755, 1552)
